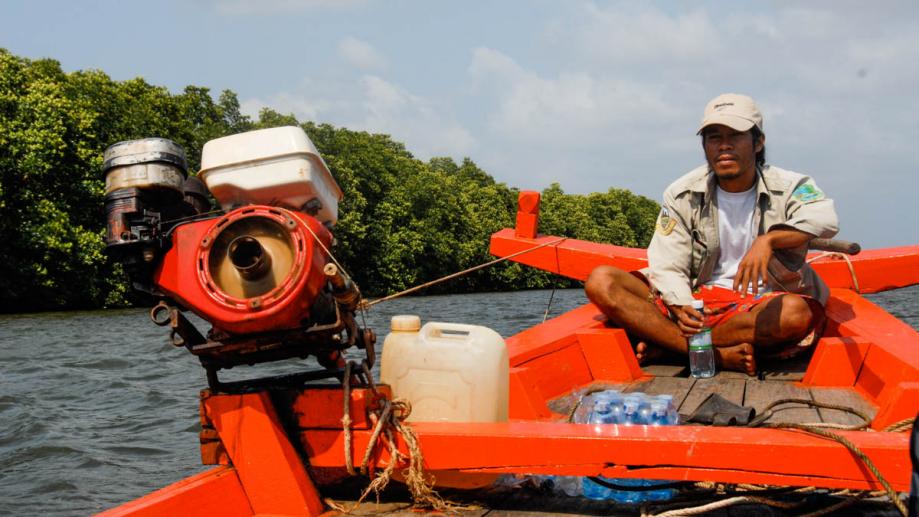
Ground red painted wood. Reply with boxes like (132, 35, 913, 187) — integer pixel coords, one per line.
(505, 303, 606, 367)
(203, 392, 325, 516)
(576, 329, 644, 382)
(508, 367, 554, 420)
(490, 230, 919, 293)
(871, 382, 919, 431)
(808, 245, 919, 293)
(513, 342, 594, 407)
(514, 191, 540, 239)
(96, 467, 253, 517)
(801, 336, 872, 387)
(302, 422, 911, 491)
(293, 385, 390, 430)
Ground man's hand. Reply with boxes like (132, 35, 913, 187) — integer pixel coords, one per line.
(733, 229, 815, 297)
(668, 304, 706, 337)
(734, 234, 773, 297)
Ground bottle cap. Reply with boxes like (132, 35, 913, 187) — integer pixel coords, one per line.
(691, 299, 704, 310)
(390, 315, 421, 331)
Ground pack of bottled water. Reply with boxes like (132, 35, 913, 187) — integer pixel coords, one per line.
(558, 389, 679, 502)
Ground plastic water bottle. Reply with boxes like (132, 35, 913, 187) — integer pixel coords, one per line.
(581, 392, 679, 503)
(688, 299, 716, 378)
(622, 394, 641, 425)
(649, 398, 668, 425)
(608, 392, 624, 424)
(582, 399, 616, 499)
(657, 394, 680, 425)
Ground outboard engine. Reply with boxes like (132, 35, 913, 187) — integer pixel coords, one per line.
(105, 127, 374, 391)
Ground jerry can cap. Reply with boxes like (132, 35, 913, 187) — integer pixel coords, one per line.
(391, 315, 421, 332)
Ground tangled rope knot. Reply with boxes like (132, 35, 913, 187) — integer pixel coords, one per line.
(330, 360, 464, 514)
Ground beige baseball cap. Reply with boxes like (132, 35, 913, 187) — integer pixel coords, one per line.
(697, 93, 763, 134)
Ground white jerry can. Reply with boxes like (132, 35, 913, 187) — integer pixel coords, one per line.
(379, 315, 509, 423)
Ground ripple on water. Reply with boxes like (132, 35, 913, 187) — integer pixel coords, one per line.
(62, 357, 133, 370)
(103, 445, 170, 457)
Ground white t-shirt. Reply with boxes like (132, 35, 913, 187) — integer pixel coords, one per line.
(708, 185, 767, 293)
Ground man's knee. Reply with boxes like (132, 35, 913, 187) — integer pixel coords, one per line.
(779, 294, 814, 339)
(585, 265, 617, 297)
(584, 265, 632, 303)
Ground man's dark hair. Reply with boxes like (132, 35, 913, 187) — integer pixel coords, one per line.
(750, 126, 766, 167)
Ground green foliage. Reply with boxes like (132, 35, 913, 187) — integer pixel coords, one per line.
(0, 48, 659, 312)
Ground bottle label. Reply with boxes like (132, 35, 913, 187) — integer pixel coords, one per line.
(688, 329, 712, 349)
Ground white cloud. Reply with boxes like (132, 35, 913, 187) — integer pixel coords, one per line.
(240, 74, 475, 160)
(356, 75, 476, 158)
(337, 37, 387, 71)
(559, 4, 719, 65)
(469, 47, 682, 147)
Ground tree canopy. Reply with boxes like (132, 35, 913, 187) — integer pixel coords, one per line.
(0, 49, 659, 312)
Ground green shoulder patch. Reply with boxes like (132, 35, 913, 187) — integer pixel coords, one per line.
(792, 182, 825, 203)
(655, 207, 677, 236)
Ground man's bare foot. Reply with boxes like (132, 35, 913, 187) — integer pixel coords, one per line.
(634, 341, 665, 365)
(715, 343, 756, 375)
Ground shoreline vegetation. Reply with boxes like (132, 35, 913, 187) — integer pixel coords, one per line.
(0, 48, 659, 313)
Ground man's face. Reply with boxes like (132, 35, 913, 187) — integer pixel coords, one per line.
(702, 124, 763, 181)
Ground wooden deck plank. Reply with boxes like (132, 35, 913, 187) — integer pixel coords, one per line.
(809, 387, 877, 427)
(758, 354, 811, 381)
(641, 364, 688, 377)
(742, 380, 820, 424)
(625, 377, 695, 410)
(679, 376, 746, 417)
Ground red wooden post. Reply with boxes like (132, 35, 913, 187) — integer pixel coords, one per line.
(515, 191, 540, 239)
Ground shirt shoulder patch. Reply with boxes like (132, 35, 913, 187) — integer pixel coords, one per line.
(655, 207, 677, 236)
(792, 182, 825, 203)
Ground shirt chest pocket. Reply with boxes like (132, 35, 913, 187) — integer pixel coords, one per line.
(689, 229, 710, 283)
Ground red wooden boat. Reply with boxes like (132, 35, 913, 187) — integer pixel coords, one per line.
(97, 188, 919, 516)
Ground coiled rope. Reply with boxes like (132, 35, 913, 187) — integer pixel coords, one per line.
(331, 360, 464, 514)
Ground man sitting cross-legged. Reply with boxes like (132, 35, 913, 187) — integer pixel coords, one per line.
(585, 94, 838, 375)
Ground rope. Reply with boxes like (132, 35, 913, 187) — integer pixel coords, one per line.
(363, 237, 567, 308)
(747, 397, 871, 430)
(341, 361, 356, 476)
(807, 251, 860, 292)
(649, 495, 804, 516)
(882, 417, 914, 433)
(542, 286, 557, 323)
(749, 422, 907, 516)
(632, 398, 906, 516)
(334, 361, 464, 514)
(742, 398, 905, 515)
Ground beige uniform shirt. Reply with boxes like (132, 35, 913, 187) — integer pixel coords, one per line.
(645, 164, 839, 307)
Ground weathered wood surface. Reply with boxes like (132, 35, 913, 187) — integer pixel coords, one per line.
(621, 371, 873, 426)
(742, 379, 821, 423)
(550, 360, 875, 427)
(810, 386, 878, 426)
(678, 376, 746, 416)
(640, 364, 687, 377)
(626, 376, 695, 409)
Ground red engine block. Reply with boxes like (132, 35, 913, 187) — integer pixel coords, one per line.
(154, 206, 332, 335)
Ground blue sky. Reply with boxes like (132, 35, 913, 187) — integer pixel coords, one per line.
(3, 0, 918, 247)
